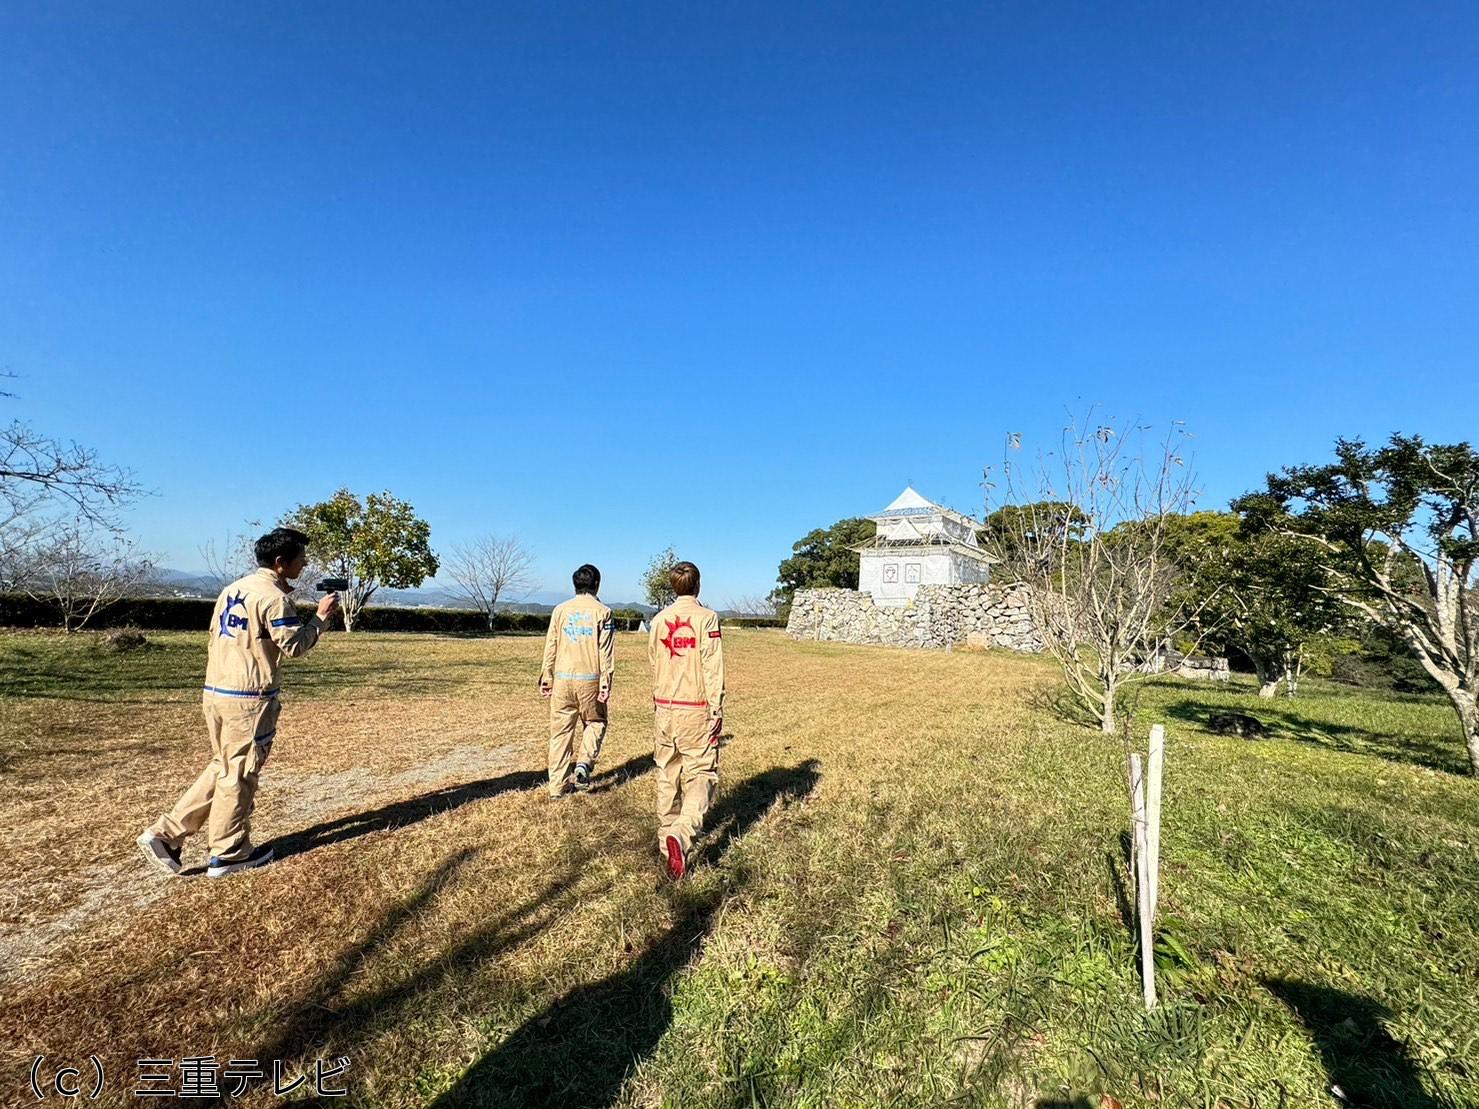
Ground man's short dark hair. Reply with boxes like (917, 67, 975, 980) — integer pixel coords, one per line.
(573, 564, 601, 594)
(255, 527, 310, 568)
(670, 561, 700, 597)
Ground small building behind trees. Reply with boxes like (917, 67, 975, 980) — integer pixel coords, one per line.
(854, 487, 995, 607)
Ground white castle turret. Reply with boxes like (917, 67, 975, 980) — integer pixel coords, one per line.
(854, 486, 995, 607)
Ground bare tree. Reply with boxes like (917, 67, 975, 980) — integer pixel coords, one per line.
(199, 524, 261, 593)
(3, 381, 142, 587)
(445, 535, 536, 630)
(24, 523, 155, 632)
(989, 414, 1209, 734)
(2, 420, 142, 533)
(724, 593, 779, 617)
(0, 513, 55, 591)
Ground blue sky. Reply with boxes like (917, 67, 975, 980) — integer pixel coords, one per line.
(3, 3, 1476, 603)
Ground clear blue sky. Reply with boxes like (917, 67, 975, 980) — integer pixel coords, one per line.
(3, 3, 1476, 603)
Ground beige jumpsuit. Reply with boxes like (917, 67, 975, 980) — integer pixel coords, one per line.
(648, 595, 726, 860)
(540, 593, 616, 796)
(148, 569, 327, 862)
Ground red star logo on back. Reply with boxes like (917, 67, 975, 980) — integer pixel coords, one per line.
(661, 617, 697, 658)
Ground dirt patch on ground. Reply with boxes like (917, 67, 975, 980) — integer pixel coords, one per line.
(0, 743, 524, 989)
(0, 860, 171, 987)
(262, 743, 521, 829)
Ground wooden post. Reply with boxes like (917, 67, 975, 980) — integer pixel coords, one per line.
(1130, 752, 1156, 1010)
(1146, 724, 1165, 921)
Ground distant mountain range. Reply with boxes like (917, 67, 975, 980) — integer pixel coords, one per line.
(148, 569, 657, 615)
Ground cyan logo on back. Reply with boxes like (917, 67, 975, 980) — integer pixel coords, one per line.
(562, 611, 594, 643)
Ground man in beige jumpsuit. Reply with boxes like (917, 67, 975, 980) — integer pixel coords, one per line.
(648, 560, 725, 879)
(539, 563, 615, 797)
(136, 528, 337, 878)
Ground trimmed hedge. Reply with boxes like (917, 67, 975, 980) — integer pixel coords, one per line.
(0, 594, 223, 631)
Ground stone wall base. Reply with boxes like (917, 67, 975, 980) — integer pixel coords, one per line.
(784, 584, 1042, 652)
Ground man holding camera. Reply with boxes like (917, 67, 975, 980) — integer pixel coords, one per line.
(539, 564, 616, 797)
(648, 560, 725, 880)
(136, 527, 338, 878)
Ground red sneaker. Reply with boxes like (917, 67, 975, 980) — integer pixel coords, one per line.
(664, 835, 686, 881)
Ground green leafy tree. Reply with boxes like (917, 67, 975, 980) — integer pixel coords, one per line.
(1161, 511, 1350, 697)
(1235, 435, 1479, 773)
(978, 502, 1089, 573)
(284, 489, 438, 632)
(770, 517, 876, 611)
(642, 546, 678, 610)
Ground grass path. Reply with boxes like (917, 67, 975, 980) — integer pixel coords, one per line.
(1, 629, 1476, 1107)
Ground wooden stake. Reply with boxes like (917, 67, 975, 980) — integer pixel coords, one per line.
(1130, 752, 1156, 1010)
(1146, 724, 1165, 922)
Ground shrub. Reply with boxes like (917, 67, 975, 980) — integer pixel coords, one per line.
(102, 628, 150, 652)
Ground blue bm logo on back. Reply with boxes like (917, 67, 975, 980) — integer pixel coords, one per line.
(217, 592, 249, 639)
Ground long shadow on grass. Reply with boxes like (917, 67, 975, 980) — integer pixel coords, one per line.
(263, 754, 655, 863)
(586, 751, 661, 795)
(1164, 700, 1465, 775)
(1105, 830, 1136, 941)
(249, 848, 593, 1088)
(1027, 686, 1097, 730)
(1264, 978, 1441, 1108)
(695, 758, 821, 867)
(426, 759, 823, 1109)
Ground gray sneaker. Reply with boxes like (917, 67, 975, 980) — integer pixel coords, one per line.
(572, 763, 592, 790)
(136, 832, 182, 876)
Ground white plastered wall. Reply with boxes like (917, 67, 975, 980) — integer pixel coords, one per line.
(860, 549, 979, 606)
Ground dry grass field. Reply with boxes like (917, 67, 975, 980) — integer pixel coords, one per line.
(1, 627, 1477, 1107)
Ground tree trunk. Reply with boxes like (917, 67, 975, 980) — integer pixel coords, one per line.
(1283, 649, 1302, 698)
(1097, 667, 1118, 734)
(1453, 690, 1479, 776)
(1251, 653, 1280, 698)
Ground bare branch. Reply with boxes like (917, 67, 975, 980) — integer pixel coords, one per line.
(991, 410, 1204, 734)
(1, 420, 143, 531)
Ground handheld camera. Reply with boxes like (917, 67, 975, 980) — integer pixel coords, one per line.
(316, 577, 349, 593)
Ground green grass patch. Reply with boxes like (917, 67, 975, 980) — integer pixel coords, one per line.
(1, 632, 1476, 1107)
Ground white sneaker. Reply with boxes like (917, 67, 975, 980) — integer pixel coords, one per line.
(206, 846, 274, 878)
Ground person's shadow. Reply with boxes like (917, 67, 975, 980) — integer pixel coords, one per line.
(1264, 978, 1443, 1108)
(427, 758, 823, 1109)
(262, 754, 655, 862)
(249, 847, 591, 1078)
